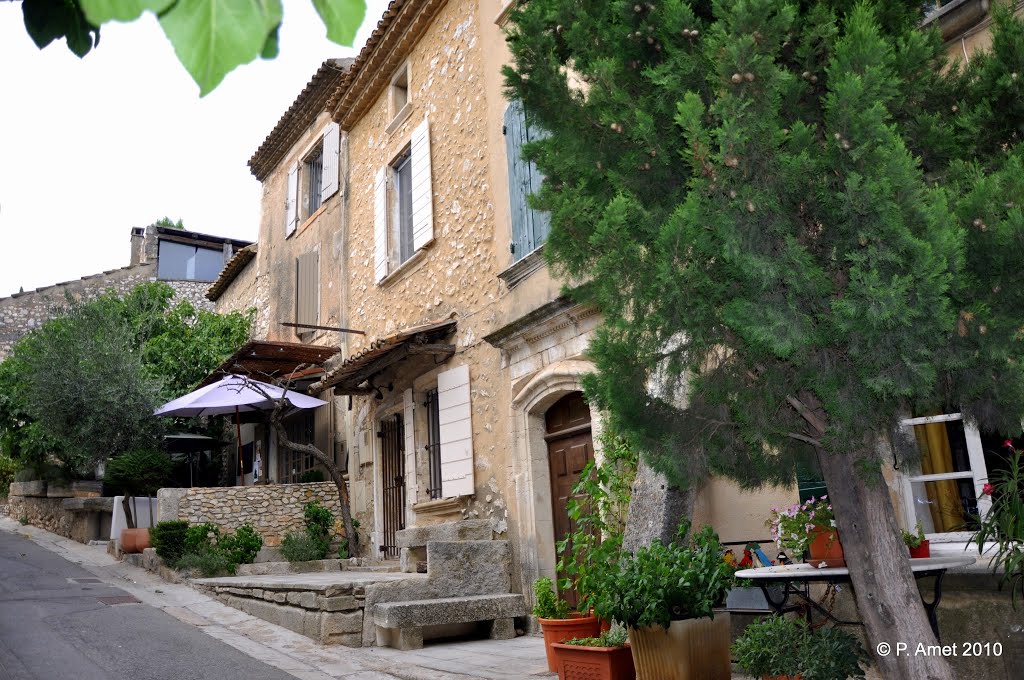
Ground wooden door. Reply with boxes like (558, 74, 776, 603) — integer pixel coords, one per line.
(545, 393, 594, 609)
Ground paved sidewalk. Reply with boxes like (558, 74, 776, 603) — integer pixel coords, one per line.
(0, 517, 554, 680)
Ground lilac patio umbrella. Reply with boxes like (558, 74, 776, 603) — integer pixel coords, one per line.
(154, 375, 326, 485)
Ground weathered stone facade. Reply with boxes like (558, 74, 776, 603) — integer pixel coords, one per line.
(159, 482, 343, 546)
(0, 224, 250, 360)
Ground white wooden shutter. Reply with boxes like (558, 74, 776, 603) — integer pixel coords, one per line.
(373, 166, 388, 282)
(403, 389, 417, 514)
(410, 118, 434, 251)
(285, 163, 299, 237)
(438, 364, 473, 497)
(321, 123, 340, 202)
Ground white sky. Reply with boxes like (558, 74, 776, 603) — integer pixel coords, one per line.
(0, 1, 390, 298)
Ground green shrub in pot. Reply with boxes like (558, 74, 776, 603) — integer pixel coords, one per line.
(595, 522, 734, 629)
(733, 616, 866, 680)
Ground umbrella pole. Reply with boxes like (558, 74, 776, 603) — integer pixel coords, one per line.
(237, 406, 244, 486)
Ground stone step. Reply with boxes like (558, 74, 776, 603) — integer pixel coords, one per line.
(373, 594, 526, 650)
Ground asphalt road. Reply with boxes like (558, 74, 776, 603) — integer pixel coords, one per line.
(0, 530, 297, 680)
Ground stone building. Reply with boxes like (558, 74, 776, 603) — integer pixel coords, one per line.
(0, 224, 251, 360)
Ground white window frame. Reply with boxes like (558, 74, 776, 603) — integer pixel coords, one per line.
(896, 412, 993, 542)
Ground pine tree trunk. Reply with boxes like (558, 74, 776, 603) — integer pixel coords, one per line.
(786, 391, 953, 679)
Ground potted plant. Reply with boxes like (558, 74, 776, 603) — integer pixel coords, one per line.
(733, 615, 867, 680)
(104, 448, 172, 553)
(534, 576, 600, 672)
(973, 441, 1024, 605)
(767, 496, 844, 568)
(902, 521, 930, 558)
(551, 625, 635, 680)
(595, 523, 734, 680)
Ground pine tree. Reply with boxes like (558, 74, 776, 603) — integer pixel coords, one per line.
(505, 2, 1024, 678)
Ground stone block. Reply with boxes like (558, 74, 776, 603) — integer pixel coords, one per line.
(272, 591, 288, 604)
(286, 592, 301, 605)
(488, 618, 515, 640)
(373, 594, 526, 630)
(46, 485, 73, 498)
(400, 547, 427, 573)
(321, 610, 363, 636)
(62, 497, 115, 512)
(156, 487, 187, 522)
(426, 540, 512, 596)
(395, 519, 493, 548)
(319, 595, 358, 612)
(302, 610, 322, 639)
(9, 481, 46, 497)
(376, 625, 424, 651)
(71, 481, 103, 497)
(299, 592, 318, 609)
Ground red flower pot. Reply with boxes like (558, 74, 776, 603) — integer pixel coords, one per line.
(539, 612, 601, 672)
(552, 642, 635, 680)
(909, 540, 930, 559)
(807, 528, 845, 568)
(120, 528, 150, 554)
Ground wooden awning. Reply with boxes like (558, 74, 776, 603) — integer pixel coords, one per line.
(198, 340, 340, 388)
(310, 319, 457, 394)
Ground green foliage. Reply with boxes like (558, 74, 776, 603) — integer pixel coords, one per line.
(303, 500, 334, 541)
(901, 521, 926, 549)
(0, 454, 17, 497)
(220, 523, 263, 565)
(338, 538, 350, 560)
(184, 522, 221, 554)
(564, 625, 629, 648)
(503, 0, 1024, 498)
(973, 447, 1024, 606)
(281, 531, 329, 562)
(18, 516, 29, 525)
(150, 520, 189, 562)
(597, 523, 734, 630)
(299, 469, 325, 483)
(532, 576, 571, 619)
(733, 616, 866, 679)
(556, 430, 637, 612)
(175, 545, 237, 577)
(27, 0, 371, 95)
(104, 449, 173, 496)
(153, 216, 185, 230)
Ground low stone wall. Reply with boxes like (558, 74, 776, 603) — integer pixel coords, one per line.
(6, 495, 113, 543)
(158, 482, 342, 546)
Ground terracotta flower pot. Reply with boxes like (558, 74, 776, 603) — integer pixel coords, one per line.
(120, 528, 150, 554)
(762, 675, 803, 680)
(807, 528, 845, 568)
(539, 612, 601, 672)
(552, 642, 635, 680)
(628, 615, 731, 680)
(909, 540, 931, 559)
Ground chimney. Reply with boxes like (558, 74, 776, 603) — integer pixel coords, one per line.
(129, 227, 146, 266)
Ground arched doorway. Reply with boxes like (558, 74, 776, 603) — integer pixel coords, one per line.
(545, 392, 594, 608)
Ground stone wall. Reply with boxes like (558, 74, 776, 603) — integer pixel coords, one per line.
(160, 482, 343, 546)
(6, 493, 113, 543)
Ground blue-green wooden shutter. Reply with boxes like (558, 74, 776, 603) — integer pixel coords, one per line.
(524, 108, 551, 251)
(504, 101, 531, 261)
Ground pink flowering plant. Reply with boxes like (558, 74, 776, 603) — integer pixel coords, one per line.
(766, 497, 836, 558)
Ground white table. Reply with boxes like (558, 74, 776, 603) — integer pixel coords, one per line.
(735, 556, 976, 639)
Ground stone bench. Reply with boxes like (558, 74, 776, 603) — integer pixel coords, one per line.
(373, 593, 526, 650)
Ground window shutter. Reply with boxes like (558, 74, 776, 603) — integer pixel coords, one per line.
(437, 364, 474, 498)
(321, 123, 340, 202)
(373, 166, 388, 282)
(286, 163, 299, 237)
(504, 101, 531, 261)
(525, 117, 551, 250)
(296, 251, 319, 326)
(403, 388, 417, 511)
(410, 118, 434, 251)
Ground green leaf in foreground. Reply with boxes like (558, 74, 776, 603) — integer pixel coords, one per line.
(159, 0, 283, 96)
(79, 0, 175, 24)
(312, 0, 366, 46)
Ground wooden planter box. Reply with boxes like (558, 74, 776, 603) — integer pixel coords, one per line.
(552, 642, 635, 680)
(539, 612, 601, 672)
(628, 614, 731, 680)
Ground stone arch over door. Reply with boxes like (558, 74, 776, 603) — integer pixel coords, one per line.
(510, 359, 604, 605)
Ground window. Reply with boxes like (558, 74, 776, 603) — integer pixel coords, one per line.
(303, 145, 324, 218)
(286, 123, 340, 237)
(895, 413, 993, 539)
(295, 250, 319, 329)
(503, 100, 551, 262)
(157, 240, 225, 281)
(374, 118, 433, 282)
(424, 388, 442, 500)
(393, 149, 414, 265)
(390, 65, 409, 119)
(281, 411, 315, 483)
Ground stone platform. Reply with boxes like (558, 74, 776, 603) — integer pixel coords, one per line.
(194, 571, 426, 646)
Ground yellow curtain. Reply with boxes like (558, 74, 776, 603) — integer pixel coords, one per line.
(914, 423, 967, 532)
